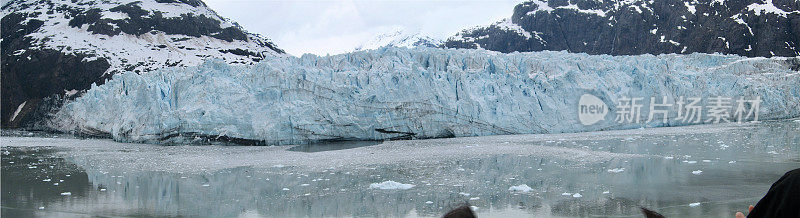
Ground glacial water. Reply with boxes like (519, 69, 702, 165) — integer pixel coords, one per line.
(2, 119, 799, 217)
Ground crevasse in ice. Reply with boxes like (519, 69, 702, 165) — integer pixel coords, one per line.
(50, 47, 800, 145)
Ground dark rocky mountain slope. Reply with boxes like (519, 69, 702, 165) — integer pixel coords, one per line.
(445, 0, 800, 57)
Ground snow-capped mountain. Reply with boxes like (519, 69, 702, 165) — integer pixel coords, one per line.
(445, 0, 800, 57)
(2, 0, 284, 128)
(355, 28, 442, 51)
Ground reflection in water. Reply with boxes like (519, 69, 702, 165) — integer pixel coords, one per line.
(288, 140, 381, 153)
(2, 120, 799, 217)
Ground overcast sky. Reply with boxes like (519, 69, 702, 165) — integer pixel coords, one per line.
(203, 0, 524, 56)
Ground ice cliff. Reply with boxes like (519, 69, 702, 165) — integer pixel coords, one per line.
(49, 47, 800, 145)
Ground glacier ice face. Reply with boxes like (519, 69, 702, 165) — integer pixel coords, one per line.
(49, 47, 800, 145)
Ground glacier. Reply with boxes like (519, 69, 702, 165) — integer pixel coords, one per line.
(49, 47, 800, 145)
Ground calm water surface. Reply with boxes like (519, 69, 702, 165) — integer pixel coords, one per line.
(2, 120, 799, 217)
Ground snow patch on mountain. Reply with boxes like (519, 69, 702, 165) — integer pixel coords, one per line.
(747, 0, 798, 17)
(556, 3, 608, 17)
(527, 0, 553, 14)
(494, 19, 533, 39)
(449, 18, 545, 46)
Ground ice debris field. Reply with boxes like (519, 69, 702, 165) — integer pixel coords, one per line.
(3, 119, 799, 217)
(50, 47, 800, 145)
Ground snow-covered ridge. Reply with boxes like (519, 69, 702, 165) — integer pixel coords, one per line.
(2, 0, 284, 75)
(449, 18, 545, 47)
(49, 47, 800, 145)
(525, 0, 609, 17)
(355, 28, 442, 51)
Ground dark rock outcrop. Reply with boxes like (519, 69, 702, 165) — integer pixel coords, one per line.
(445, 0, 800, 57)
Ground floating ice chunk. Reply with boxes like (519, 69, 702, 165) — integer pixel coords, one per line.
(561, 192, 572, 196)
(60, 192, 71, 196)
(692, 170, 703, 175)
(53, 183, 59, 186)
(459, 192, 471, 196)
(687, 161, 698, 164)
(664, 156, 674, 159)
(38, 206, 45, 210)
(573, 193, 582, 198)
(202, 184, 210, 187)
(469, 197, 480, 200)
(369, 181, 415, 190)
(702, 160, 711, 163)
(42, 179, 51, 182)
(508, 184, 533, 193)
(425, 201, 433, 204)
(729, 161, 737, 164)
(689, 202, 701, 207)
(300, 184, 310, 187)
(602, 191, 610, 194)
(282, 188, 290, 191)
(607, 168, 625, 173)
